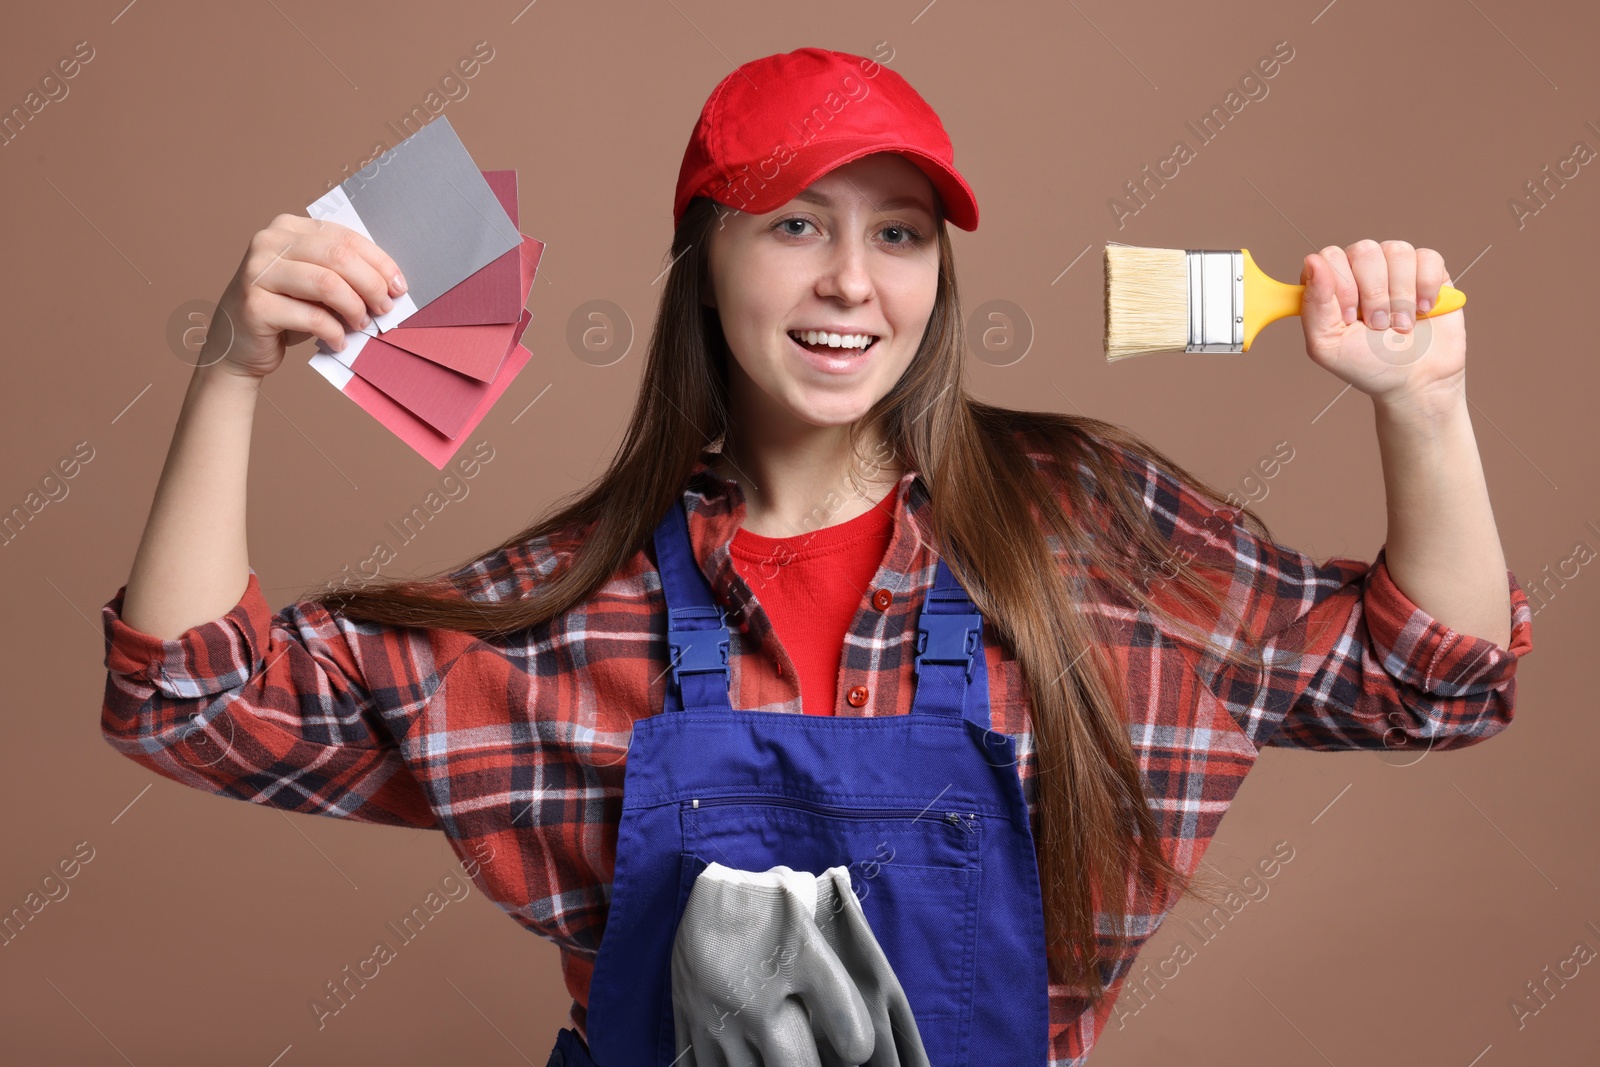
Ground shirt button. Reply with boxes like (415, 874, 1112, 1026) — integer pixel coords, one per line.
(846, 685, 869, 707)
(872, 588, 893, 611)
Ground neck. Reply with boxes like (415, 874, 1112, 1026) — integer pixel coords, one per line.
(713, 424, 903, 538)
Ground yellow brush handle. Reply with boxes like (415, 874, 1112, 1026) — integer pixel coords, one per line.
(1240, 248, 1466, 352)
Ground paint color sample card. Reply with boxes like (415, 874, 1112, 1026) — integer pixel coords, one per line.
(307, 232, 541, 465)
(397, 169, 528, 328)
(311, 172, 539, 358)
(317, 231, 540, 386)
(362, 235, 544, 380)
(310, 341, 534, 470)
(303, 118, 543, 467)
(322, 308, 531, 439)
(306, 114, 520, 332)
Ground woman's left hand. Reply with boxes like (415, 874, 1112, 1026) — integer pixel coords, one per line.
(1298, 239, 1466, 414)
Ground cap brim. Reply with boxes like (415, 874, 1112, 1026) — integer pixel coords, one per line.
(716, 139, 979, 232)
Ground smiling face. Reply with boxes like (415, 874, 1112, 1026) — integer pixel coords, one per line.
(703, 152, 942, 439)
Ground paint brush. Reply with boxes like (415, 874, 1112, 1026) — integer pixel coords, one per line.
(1102, 241, 1467, 362)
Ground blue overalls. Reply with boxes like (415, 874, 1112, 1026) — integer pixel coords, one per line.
(543, 497, 1051, 1065)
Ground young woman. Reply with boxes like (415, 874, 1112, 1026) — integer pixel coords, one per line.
(102, 47, 1532, 1066)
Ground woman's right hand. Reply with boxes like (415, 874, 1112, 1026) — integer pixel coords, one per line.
(201, 214, 407, 379)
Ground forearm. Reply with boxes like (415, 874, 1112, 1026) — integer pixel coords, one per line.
(1373, 387, 1512, 648)
(120, 363, 261, 640)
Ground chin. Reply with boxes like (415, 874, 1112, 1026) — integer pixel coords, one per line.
(787, 397, 881, 428)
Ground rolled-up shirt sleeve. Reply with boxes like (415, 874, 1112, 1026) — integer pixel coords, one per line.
(100, 568, 441, 828)
(1251, 543, 1532, 751)
(1183, 503, 1534, 752)
(1359, 545, 1529, 697)
(1108, 441, 1534, 754)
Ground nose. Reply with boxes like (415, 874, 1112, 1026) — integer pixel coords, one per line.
(813, 231, 874, 304)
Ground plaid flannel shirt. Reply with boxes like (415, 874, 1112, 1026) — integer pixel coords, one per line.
(100, 429, 1533, 1064)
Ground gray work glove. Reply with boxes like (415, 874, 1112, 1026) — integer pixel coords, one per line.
(813, 867, 931, 1067)
(672, 863, 876, 1066)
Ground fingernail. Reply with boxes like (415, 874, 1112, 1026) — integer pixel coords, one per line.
(1370, 308, 1390, 330)
(1392, 311, 1412, 331)
(391, 272, 408, 295)
(1342, 305, 1358, 324)
(1418, 297, 1432, 314)
(359, 313, 371, 329)
(335, 335, 347, 351)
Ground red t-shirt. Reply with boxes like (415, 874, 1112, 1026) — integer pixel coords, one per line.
(728, 496, 895, 716)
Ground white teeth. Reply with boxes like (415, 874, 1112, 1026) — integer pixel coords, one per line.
(789, 330, 877, 349)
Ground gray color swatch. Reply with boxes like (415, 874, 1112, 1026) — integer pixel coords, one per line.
(341, 115, 521, 312)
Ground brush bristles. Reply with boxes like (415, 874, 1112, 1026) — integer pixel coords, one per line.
(1104, 244, 1190, 362)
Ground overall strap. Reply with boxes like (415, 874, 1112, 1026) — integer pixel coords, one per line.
(652, 498, 734, 713)
(653, 496, 990, 725)
(911, 554, 988, 725)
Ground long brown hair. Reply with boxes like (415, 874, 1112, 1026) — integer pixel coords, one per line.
(304, 194, 1279, 1002)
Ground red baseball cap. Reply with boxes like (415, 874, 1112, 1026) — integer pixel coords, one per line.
(673, 47, 979, 232)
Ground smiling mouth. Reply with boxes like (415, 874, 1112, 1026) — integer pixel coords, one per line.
(787, 331, 880, 356)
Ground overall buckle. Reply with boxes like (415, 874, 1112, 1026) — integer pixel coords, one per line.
(665, 605, 730, 691)
(914, 611, 981, 682)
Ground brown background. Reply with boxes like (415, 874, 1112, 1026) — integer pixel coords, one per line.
(3, 0, 1595, 1063)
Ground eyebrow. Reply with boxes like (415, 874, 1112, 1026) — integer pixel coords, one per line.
(790, 188, 936, 215)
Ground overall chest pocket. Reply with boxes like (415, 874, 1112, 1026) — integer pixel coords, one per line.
(673, 795, 982, 1067)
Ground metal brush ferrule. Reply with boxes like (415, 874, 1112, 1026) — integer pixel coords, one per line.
(1186, 250, 1244, 354)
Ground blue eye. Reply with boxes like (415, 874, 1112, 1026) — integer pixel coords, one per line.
(879, 223, 924, 246)
(772, 216, 927, 247)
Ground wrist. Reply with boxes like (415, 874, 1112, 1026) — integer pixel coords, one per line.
(1372, 382, 1468, 428)
(185, 362, 266, 416)
(191, 358, 267, 392)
